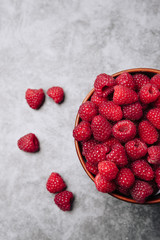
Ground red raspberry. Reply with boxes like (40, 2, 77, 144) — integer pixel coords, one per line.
(46, 172, 66, 193)
(47, 86, 64, 103)
(130, 180, 153, 203)
(116, 168, 135, 189)
(78, 101, 98, 122)
(91, 115, 112, 142)
(54, 191, 74, 211)
(133, 73, 150, 91)
(117, 186, 130, 196)
(155, 167, 160, 188)
(153, 96, 160, 108)
(82, 139, 97, 156)
(147, 108, 160, 129)
(131, 160, 154, 181)
(73, 121, 92, 142)
(150, 74, 160, 89)
(116, 72, 135, 90)
(99, 101, 123, 122)
(147, 146, 160, 164)
(17, 133, 39, 152)
(98, 161, 119, 180)
(94, 173, 116, 193)
(125, 138, 147, 160)
(113, 85, 138, 105)
(139, 83, 159, 104)
(94, 73, 116, 97)
(85, 144, 110, 165)
(123, 102, 143, 121)
(112, 120, 136, 143)
(106, 143, 128, 168)
(138, 120, 159, 144)
(103, 137, 120, 149)
(85, 162, 98, 175)
(91, 92, 108, 106)
(25, 88, 45, 109)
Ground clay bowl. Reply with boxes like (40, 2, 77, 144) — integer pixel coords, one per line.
(75, 68, 160, 204)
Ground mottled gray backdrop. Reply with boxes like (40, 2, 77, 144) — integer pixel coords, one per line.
(0, 0, 160, 239)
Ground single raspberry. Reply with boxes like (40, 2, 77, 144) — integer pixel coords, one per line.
(155, 167, 160, 188)
(17, 133, 39, 152)
(147, 108, 160, 129)
(153, 96, 160, 108)
(91, 115, 112, 142)
(94, 73, 116, 97)
(138, 120, 158, 144)
(116, 168, 135, 189)
(103, 137, 120, 149)
(133, 73, 150, 91)
(47, 86, 64, 103)
(123, 102, 143, 121)
(125, 138, 147, 160)
(130, 180, 153, 203)
(91, 92, 108, 106)
(73, 121, 92, 142)
(117, 186, 130, 196)
(78, 101, 98, 122)
(112, 120, 136, 143)
(46, 172, 66, 193)
(99, 101, 123, 122)
(82, 139, 97, 156)
(94, 173, 116, 193)
(106, 143, 128, 168)
(98, 161, 119, 180)
(85, 144, 110, 165)
(150, 74, 160, 89)
(116, 72, 135, 90)
(147, 146, 160, 164)
(54, 191, 74, 211)
(139, 83, 159, 104)
(25, 88, 45, 109)
(131, 160, 154, 181)
(85, 162, 98, 175)
(113, 85, 138, 105)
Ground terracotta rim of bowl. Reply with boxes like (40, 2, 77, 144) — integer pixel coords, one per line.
(75, 68, 160, 204)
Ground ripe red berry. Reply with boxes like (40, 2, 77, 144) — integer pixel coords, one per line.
(73, 121, 92, 142)
(150, 74, 160, 89)
(123, 102, 143, 121)
(130, 180, 153, 203)
(94, 73, 116, 97)
(133, 73, 150, 91)
(54, 191, 74, 211)
(125, 138, 147, 160)
(155, 167, 160, 188)
(113, 85, 138, 105)
(17, 133, 39, 152)
(99, 101, 123, 122)
(78, 101, 98, 122)
(138, 120, 159, 145)
(112, 120, 136, 143)
(91, 92, 108, 106)
(46, 172, 66, 193)
(116, 168, 135, 189)
(85, 144, 110, 165)
(147, 146, 160, 164)
(98, 161, 119, 180)
(139, 83, 159, 104)
(103, 137, 120, 149)
(91, 115, 112, 142)
(116, 72, 135, 90)
(131, 160, 154, 181)
(147, 108, 160, 129)
(47, 86, 64, 103)
(94, 173, 116, 193)
(85, 162, 98, 175)
(25, 88, 45, 109)
(82, 139, 97, 156)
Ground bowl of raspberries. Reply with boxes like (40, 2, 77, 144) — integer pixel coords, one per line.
(73, 68, 160, 204)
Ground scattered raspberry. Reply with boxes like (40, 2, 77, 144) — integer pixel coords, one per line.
(94, 73, 116, 97)
(99, 101, 123, 122)
(82, 139, 97, 156)
(138, 120, 158, 144)
(91, 115, 112, 142)
(116, 72, 135, 90)
(47, 86, 64, 103)
(98, 161, 119, 180)
(46, 172, 66, 193)
(94, 173, 116, 193)
(103, 137, 120, 149)
(131, 160, 154, 181)
(91, 92, 108, 106)
(85, 144, 110, 165)
(54, 191, 74, 211)
(130, 180, 153, 203)
(139, 83, 159, 104)
(147, 108, 160, 129)
(125, 138, 147, 160)
(117, 185, 130, 196)
(106, 143, 128, 167)
(112, 120, 136, 143)
(73, 121, 92, 142)
(78, 101, 98, 122)
(113, 85, 138, 105)
(25, 88, 45, 109)
(155, 167, 160, 188)
(17, 133, 39, 152)
(123, 102, 143, 121)
(147, 146, 160, 164)
(85, 162, 98, 175)
(133, 73, 150, 91)
(150, 74, 160, 89)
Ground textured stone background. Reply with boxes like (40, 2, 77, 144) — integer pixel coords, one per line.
(1, 0, 160, 239)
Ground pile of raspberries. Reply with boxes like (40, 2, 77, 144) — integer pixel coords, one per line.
(73, 72, 160, 203)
